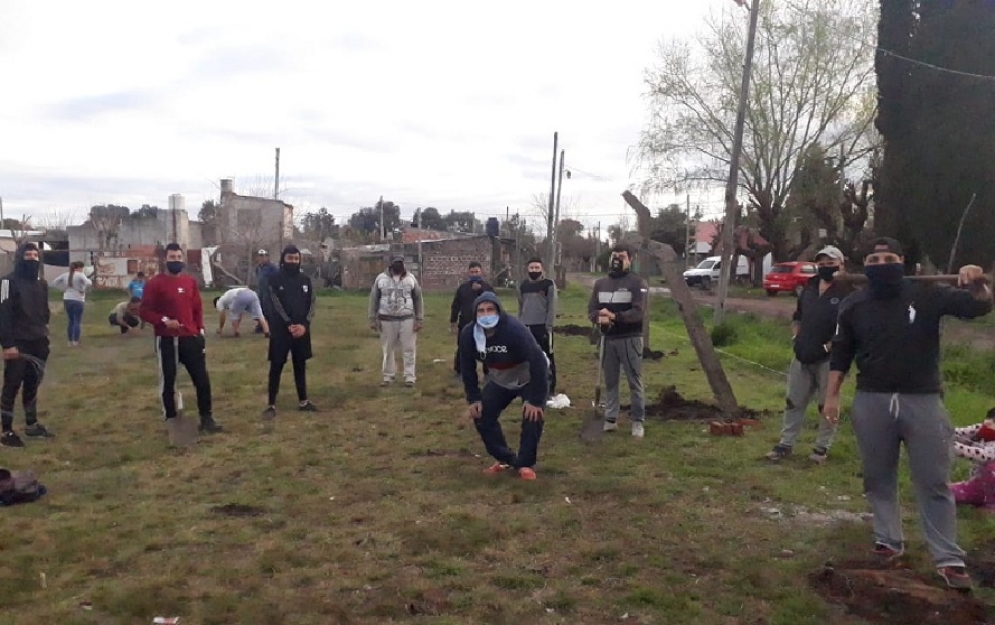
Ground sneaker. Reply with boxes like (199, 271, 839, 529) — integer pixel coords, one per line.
(483, 463, 510, 475)
(809, 447, 829, 464)
(872, 542, 905, 561)
(632, 422, 645, 438)
(380, 380, 392, 387)
(404, 381, 415, 388)
(765, 444, 792, 461)
(603, 421, 618, 432)
(199, 416, 223, 434)
(261, 406, 277, 419)
(937, 566, 973, 591)
(518, 467, 537, 481)
(298, 401, 319, 412)
(24, 423, 54, 438)
(0, 430, 24, 447)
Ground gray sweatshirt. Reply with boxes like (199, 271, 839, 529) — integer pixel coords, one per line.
(517, 277, 556, 329)
(368, 271, 424, 321)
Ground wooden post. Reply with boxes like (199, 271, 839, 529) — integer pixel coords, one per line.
(621, 191, 653, 355)
(621, 191, 739, 416)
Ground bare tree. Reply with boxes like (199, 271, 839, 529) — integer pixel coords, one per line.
(634, 0, 878, 261)
(37, 209, 83, 232)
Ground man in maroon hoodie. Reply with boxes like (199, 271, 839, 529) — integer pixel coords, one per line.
(139, 243, 221, 434)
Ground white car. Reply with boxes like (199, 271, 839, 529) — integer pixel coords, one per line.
(682, 255, 750, 289)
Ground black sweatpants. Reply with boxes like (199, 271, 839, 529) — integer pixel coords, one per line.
(527, 324, 556, 396)
(1, 339, 49, 431)
(474, 382, 544, 469)
(268, 329, 312, 406)
(155, 335, 212, 419)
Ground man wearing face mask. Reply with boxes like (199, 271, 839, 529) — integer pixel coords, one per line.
(140, 243, 222, 435)
(587, 245, 649, 438)
(766, 245, 850, 464)
(369, 254, 424, 387)
(517, 258, 557, 398)
(0, 243, 54, 447)
(262, 245, 318, 418)
(449, 261, 493, 378)
(826, 237, 992, 590)
(459, 292, 549, 480)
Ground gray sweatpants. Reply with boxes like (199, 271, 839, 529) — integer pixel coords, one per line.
(850, 391, 964, 568)
(603, 336, 644, 423)
(778, 359, 837, 450)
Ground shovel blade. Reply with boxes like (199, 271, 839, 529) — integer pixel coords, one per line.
(166, 414, 198, 448)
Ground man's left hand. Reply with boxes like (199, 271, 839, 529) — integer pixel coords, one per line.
(958, 264, 986, 287)
(414, 321, 424, 333)
(523, 402, 544, 422)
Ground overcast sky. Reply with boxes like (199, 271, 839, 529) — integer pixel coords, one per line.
(0, 0, 735, 231)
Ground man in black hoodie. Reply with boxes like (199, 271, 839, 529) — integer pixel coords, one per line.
(449, 261, 492, 377)
(261, 245, 318, 418)
(0, 243, 55, 447)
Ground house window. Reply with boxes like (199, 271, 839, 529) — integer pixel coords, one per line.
(127, 259, 139, 274)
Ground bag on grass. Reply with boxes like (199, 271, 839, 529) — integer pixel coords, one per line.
(0, 467, 47, 505)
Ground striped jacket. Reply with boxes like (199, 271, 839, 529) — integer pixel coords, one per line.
(586, 271, 648, 339)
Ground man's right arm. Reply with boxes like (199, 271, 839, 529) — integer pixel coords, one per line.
(0, 278, 17, 349)
(458, 329, 482, 404)
(138, 280, 165, 328)
(587, 280, 601, 323)
(791, 287, 804, 338)
(368, 280, 381, 322)
(450, 287, 461, 324)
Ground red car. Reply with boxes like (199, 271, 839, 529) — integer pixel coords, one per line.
(763, 262, 817, 297)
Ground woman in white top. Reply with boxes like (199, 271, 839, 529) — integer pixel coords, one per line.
(52, 261, 92, 347)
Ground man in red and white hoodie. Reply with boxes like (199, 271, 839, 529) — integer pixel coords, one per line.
(140, 243, 222, 434)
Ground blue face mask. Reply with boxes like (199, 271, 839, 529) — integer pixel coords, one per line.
(477, 314, 499, 329)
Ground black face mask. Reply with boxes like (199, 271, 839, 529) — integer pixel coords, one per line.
(391, 263, 404, 275)
(166, 261, 185, 275)
(282, 263, 300, 276)
(609, 258, 627, 275)
(865, 263, 904, 298)
(817, 266, 838, 282)
(16, 260, 39, 280)
(528, 271, 542, 281)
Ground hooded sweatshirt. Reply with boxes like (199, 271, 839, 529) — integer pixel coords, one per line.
(459, 292, 549, 406)
(265, 245, 316, 328)
(587, 269, 648, 339)
(450, 277, 494, 327)
(369, 266, 424, 322)
(518, 276, 557, 329)
(0, 244, 50, 348)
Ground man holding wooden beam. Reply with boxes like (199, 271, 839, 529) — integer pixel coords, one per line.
(824, 237, 992, 591)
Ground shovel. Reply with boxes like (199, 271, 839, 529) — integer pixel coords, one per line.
(166, 391, 198, 448)
(580, 332, 607, 443)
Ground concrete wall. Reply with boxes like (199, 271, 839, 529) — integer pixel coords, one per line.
(218, 191, 292, 254)
(67, 209, 196, 262)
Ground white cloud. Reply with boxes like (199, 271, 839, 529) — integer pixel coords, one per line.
(0, 0, 732, 228)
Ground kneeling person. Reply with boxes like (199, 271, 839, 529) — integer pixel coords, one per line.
(109, 297, 142, 335)
(262, 246, 318, 417)
(214, 287, 270, 337)
(460, 292, 548, 480)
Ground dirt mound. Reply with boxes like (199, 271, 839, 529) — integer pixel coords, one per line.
(628, 386, 769, 421)
(809, 562, 991, 624)
(211, 503, 266, 517)
(554, 324, 591, 337)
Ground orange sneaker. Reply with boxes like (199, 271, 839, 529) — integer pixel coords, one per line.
(483, 463, 509, 475)
(518, 467, 537, 481)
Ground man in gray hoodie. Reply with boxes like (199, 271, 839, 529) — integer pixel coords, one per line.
(517, 257, 557, 398)
(368, 254, 424, 387)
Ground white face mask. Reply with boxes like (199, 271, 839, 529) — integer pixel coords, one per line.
(476, 314, 499, 329)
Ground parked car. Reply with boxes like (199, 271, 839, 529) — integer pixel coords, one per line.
(763, 261, 817, 297)
(682, 255, 750, 289)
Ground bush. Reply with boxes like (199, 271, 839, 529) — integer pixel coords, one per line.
(710, 323, 738, 347)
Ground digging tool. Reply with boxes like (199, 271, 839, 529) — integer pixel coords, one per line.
(165, 390, 198, 448)
(835, 273, 992, 285)
(580, 331, 607, 443)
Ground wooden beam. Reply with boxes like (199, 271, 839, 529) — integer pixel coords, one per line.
(621, 191, 654, 355)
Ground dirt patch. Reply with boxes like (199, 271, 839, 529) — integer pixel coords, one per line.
(809, 562, 991, 624)
(210, 503, 266, 518)
(555, 324, 592, 337)
(409, 448, 479, 458)
(630, 386, 770, 421)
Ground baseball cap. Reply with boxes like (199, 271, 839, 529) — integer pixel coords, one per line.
(390, 254, 405, 262)
(814, 245, 845, 263)
(865, 237, 903, 257)
(257, 249, 268, 256)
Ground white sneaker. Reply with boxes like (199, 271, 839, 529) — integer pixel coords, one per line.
(632, 422, 645, 438)
(603, 421, 618, 432)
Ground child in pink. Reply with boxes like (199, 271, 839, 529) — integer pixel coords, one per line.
(950, 411, 995, 512)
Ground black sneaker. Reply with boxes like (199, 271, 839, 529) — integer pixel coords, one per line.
(24, 423, 54, 438)
(199, 416, 223, 434)
(261, 406, 277, 419)
(765, 444, 792, 461)
(298, 401, 319, 412)
(0, 430, 24, 447)
(809, 447, 829, 465)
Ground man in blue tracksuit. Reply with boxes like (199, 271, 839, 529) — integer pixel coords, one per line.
(460, 292, 549, 481)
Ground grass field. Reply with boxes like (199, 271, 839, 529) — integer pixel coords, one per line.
(2, 285, 995, 624)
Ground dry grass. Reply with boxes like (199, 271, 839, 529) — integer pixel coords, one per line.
(1, 287, 993, 624)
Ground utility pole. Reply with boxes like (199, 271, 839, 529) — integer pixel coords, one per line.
(714, 0, 761, 325)
(274, 147, 280, 200)
(379, 195, 385, 243)
(0, 196, 5, 230)
(685, 193, 692, 269)
(417, 207, 423, 283)
(594, 221, 601, 273)
(553, 148, 565, 286)
(546, 132, 558, 270)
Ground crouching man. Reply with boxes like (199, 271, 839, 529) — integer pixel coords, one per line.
(459, 292, 549, 481)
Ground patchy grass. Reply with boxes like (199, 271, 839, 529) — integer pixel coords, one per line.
(3, 285, 995, 624)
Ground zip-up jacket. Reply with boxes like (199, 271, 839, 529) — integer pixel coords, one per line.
(587, 271, 648, 339)
(792, 276, 851, 365)
(139, 273, 205, 338)
(0, 271, 49, 348)
(266, 271, 316, 327)
(369, 271, 424, 321)
(831, 281, 992, 393)
(450, 280, 494, 327)
(518, 278, 557, 329)
(460, 292, 548, 406)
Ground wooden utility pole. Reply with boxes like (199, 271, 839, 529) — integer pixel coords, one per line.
(417, 208, 424, 283)
(378, 195, 385, 242)
(685, 193, 692, 269)
(274, 147, 281, 200)
(553, 149, 565, 288)
(714, 0, 761, 326)
(546, 132, 558, 270)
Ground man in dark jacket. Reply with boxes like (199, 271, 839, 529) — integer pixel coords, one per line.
(826, 237, 992, 590)
(262, 245, 318, 418)
(766, 245, 850, 464)
(587, 244, 649, 438)
(254, 249, 280, 333)
(0, 243, 54, 446)
(518, 257, 557, 397)
(460, 292, 548, 480)
(450, 261, 492, 376)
